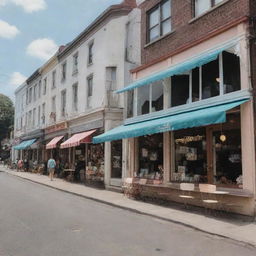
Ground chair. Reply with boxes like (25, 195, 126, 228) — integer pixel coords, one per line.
(179, 183, 195, 209)
(199, 184, 218, 214)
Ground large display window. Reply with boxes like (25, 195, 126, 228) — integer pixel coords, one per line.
(172, 128, 207, 183)
(171, 111, 242, 187)
(137, 134, 163, 180)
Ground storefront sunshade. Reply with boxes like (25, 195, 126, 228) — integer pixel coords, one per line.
(93, 99, 248, 144)
(46, 136, 64, 150)
(116, 39, 239, 93)
(13, 139, 37, 150)
(60, 130, 96, 149)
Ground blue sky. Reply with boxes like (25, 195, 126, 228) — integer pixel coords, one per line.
(0, 0, 120, 101)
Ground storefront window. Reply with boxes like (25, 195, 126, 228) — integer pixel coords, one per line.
(171, 75, 189, 107)
(192, 68, 200, 102)
(172, 128, 207, 183)
(151, 81, 163, 112)
(137, 86, 150, 115)
(202, 59, 219, 99)
(223, 51, 241, 94)
(138, 134, 163, 179)
(111, 140, 122, 178)
(213, 113, 242, 186)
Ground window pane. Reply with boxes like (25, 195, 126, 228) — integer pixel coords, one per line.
(149, 26, 160, 41)
(111, 140, 122, 178)
(138, 134, 163, 179)
(151, 81, 163, 112)
(202, 59, 219, 99)
(137, 86, 150, 115)
(161, 0, 171, 20)
(162, 19, 171, 35)
(194, 0, 211, 16)
(171, 75, 189, 107)
(149, 9, 159, 28)
(223, 51, 241, 94)
(172, 128, 207, 183)
(192, 68, 200, 102)
(213, 113, 241, 186)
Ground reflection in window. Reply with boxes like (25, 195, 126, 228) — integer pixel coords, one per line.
(151, 81, 163, 112)
(223, 51, 241, 94)
(171, 75, 189, 107)
(202, 59, 219, 99)
(172, 128, 207, 183)
(137, 86, 150, 115)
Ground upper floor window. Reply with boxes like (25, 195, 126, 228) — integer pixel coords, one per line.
(134, 49, 241, 117)
(43, 78, 47, 95)
(73, 53, 79, 74)
(88, 42, 94, 65)
(33, 85, 37, 101)
(87, 75, 93, 97)
(42, 103, 46, 124)
(106, 67, 117, 91)
(61, 62, 67, 81)
(72, 83, 78, 111)
(38, 106, 41, 126)
(29, 87, 32, 103)
(194, 0, 224, 17)
(38, 80, 42, 98)
(147, 0, 171, 43)
(52, 70, 56, 89)
(61, 90, 67, 117)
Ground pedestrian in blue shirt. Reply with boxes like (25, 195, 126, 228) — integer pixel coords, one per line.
(47, 157, 56, 181)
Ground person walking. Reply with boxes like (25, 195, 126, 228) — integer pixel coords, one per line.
(47, 157, 56, 181)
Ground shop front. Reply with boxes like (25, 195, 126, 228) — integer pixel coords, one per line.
(93, 33, 256, 216)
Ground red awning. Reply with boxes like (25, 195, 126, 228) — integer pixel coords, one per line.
(46, 136, 64, 150)
(60, 130, 96, 149)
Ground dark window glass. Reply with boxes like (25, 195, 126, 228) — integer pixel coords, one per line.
(192, 68, 200, 102)
(171, 75, 189, 107)
(223, 51, 241, 94)
(202, 59, 219, 99)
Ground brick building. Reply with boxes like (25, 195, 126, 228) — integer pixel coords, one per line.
(94, 0, 256, 216)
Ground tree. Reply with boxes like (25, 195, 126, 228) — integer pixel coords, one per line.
(0, 94, 14, 142)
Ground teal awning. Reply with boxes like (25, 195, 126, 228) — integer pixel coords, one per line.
(14, 139, 37, 150)
(93, 99, 248, 143)
(117, 39, 239, 93)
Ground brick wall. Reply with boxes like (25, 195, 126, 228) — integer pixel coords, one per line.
(139, 0, 250, 65)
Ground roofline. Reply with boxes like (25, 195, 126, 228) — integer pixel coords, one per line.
(58, 4, 135, 59)
(14, 82, 27, 95)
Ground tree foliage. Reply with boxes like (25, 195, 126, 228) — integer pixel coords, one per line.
(0, 94, 14, 141)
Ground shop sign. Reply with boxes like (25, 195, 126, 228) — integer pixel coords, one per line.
(45, 122, 67, 134)
(175, 135, 203, 144)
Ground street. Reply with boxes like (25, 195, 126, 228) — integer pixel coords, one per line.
(0, 172, 255, 256)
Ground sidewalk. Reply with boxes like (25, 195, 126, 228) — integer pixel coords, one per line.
(2, 166, 256, 247)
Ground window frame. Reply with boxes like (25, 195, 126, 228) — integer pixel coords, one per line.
(87, 75, 93, 98)
(73, 52, 79, 74)
(61, 89, 67, 117)
(61, 62, 67, 81)
(147, 0, 172, 43)
(193, 0, 225, 17)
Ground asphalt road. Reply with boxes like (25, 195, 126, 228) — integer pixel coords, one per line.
(0, 172, 255, 256)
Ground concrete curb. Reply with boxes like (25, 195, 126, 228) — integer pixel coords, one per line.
(4, 170, 256, 249)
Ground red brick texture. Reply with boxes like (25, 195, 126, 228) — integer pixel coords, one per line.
(139, 0, 250, 65)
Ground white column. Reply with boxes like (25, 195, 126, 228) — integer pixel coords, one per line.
(241, 101, 256, 193)
(163, 132, 171, 184)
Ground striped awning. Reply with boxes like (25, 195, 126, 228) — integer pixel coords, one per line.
(46, 136, 64, 150)
(60, 130, 96, 149)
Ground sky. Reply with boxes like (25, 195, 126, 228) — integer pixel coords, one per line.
(0, 0, 121, 101)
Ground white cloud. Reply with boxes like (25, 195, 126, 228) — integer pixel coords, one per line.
(26, 38, 58, 60)
(9, 72, 27, 86)
(0, 20, 20, 39)
(12, 0, 47, 13)
(0, 0, 46, 12)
